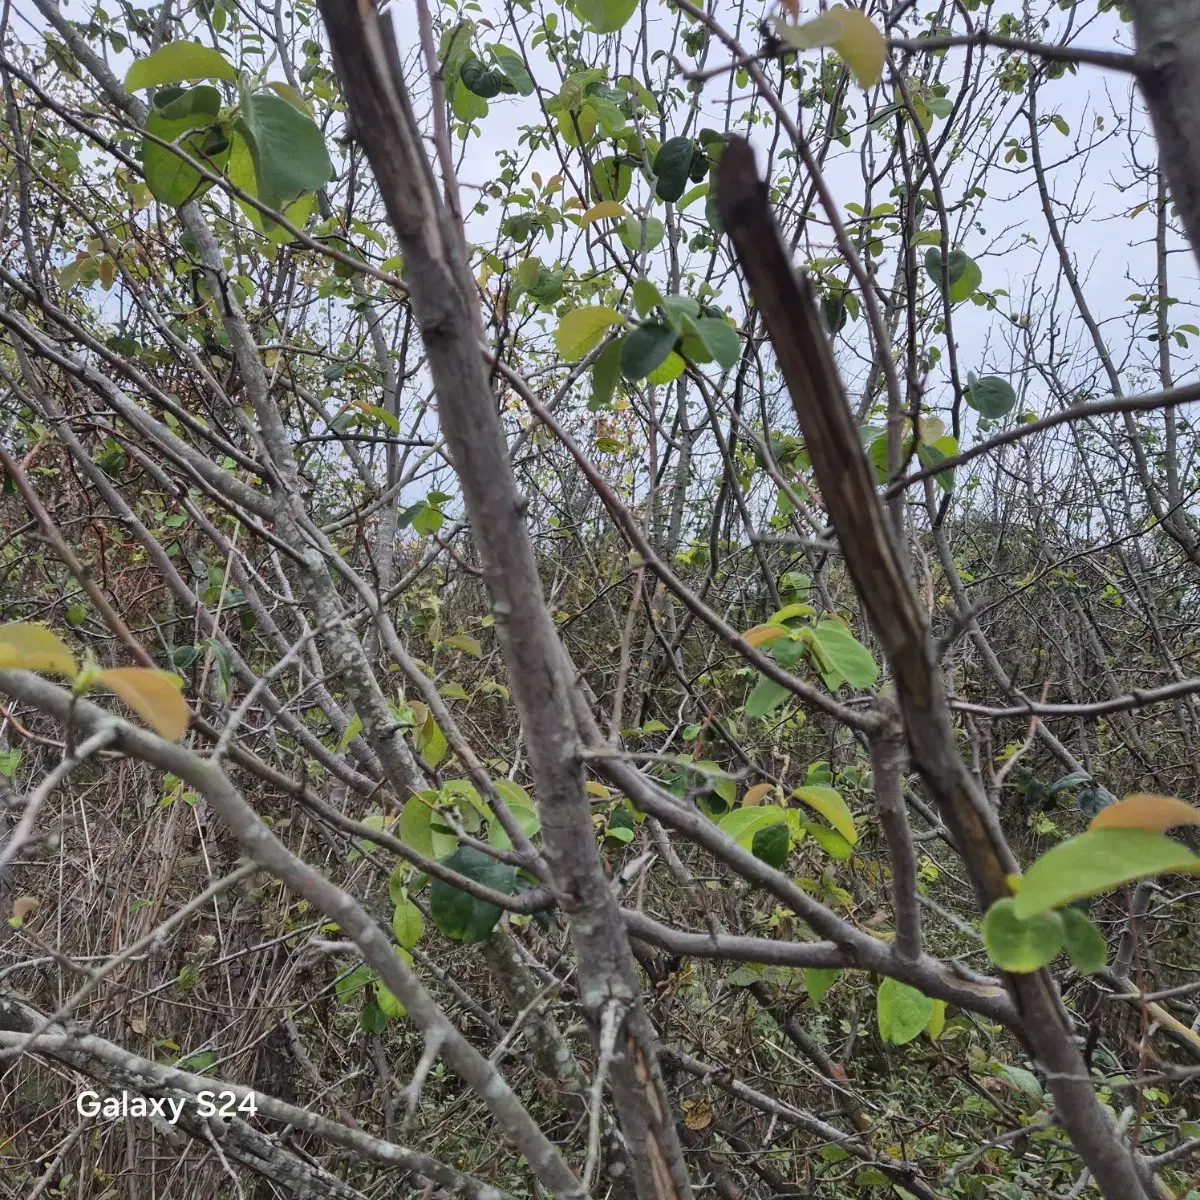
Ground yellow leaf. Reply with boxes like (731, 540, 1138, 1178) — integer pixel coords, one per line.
(98, 257, 117, 290)
(683, 1100, 713, 1130)
(776, 7, 887, 89)
(586, 781, 613, 799)
(443, 633, 482, 657)
(555, 305, 623, 359)
(926, 998, 947, 1040)
(918, 416, 945, 443)
(744, 623, 790, 647)
(792, 784, 858, 846)
(581, 200, 628, 225)
(266, 79, 313, 115)
(0, 623, 77, 676)
(1090, 793, 1200, 834)
(742, 783, 774, 807)
(98, 668, 189, 740)
(647, 351, 686, 386)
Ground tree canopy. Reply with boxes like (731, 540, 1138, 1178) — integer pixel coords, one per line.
(1, 2, 1199, 1199)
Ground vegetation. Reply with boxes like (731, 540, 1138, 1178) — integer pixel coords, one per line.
(0, 1, 1199, 1197)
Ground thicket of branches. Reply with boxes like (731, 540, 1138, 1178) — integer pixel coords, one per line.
(1, 1, 1199, 1198)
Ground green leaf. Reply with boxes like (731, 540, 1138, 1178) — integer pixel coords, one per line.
(227, 131, 316, 239)
(429, 846, 516, 944)
(805, 822, 853, 860)
(588, 339, 623, 410)
(335, 963, 376, 1005)
(982, 898, 1064, 972)
(1012, 829, 1200, 919)
(653, 136, 694, 203)
(125, 41, 237, 91)
(460, 56, 504, 98)
(488, 779, 541, 850)
(808, 620, 878, 689)
(717, 806, 789, 851)
(633, 277, 663, 317)
(805, 967, 841, 1005)
(593, 155, 633, 202)
(359, 1000, 389, 1033)
(683, 316, 740, 370)
(924, 247, 982, 303)
(0, 749, 21, 778)
(661, 294, 701, 329)
(617, 214, 665, 252)
(792, 785, 857, 846)
(399, 792, 439, 860)
(916, 435, 957, 493)
(1060, 906, 1107, 974)
(994, 1063, 1043, 1102)
(877, 978, 934, 1045)
(556, 305, 623, 359)
(751, 822, 790, 868)
(967, 375, 1017, 419)
(392, 896, 424, 949)
(745, 675, 790, 719)
(489, 45, 535, 95)
(236, 92, 333, 207)
(855, 1169, 891, 1188)
(375, 983, 407, 1019)
(412, 503, 445, 538)
(335, 714, 363, 754)
(620, 323, 678, 379)
(176, 1049, 216, 1073)
(452, 78, 489, 122)
(143, 88, 229, 208)
(575, 0, 639, 34)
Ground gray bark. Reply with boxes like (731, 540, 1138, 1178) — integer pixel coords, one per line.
(314, 9, 693, 1199)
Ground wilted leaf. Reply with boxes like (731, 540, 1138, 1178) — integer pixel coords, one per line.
(1090, 793, 1200, 834)
(0, 623, 77, 676)
(775, 7, 887, 88)
(742, 783, 775, 807)
(98, 668, 189, 740)
(581, 200, 627, 225)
